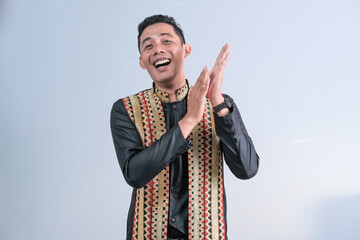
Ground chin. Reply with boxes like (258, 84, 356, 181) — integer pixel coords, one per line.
(152, 75, 173, 84)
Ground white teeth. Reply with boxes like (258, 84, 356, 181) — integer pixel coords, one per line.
(154, 59, 170, 67)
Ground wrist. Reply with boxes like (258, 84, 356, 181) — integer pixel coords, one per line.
(212, 95, 232, 117)
(179, 116, 197, 138)
(215, 108, 230, 117)
(181, 115, 198, 127)
(209, 95, 225, 107)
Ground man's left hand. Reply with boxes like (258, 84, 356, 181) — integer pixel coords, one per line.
(207, 43, 230, 107)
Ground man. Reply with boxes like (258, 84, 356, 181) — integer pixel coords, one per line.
(111, 15, 259, 240)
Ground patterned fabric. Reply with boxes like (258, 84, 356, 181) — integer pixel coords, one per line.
(122, 84, 226, 240)
(153, 80, 189, 103)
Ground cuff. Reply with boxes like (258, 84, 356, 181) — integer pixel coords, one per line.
(164, 123, 192, 165)
(213, 95, 239, 144)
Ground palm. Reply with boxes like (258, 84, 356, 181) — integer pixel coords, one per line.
(207, 43, 230, 100)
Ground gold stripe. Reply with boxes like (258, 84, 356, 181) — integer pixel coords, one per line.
(210, 102, 220, 240)
(191, 122, 201, 239)
(218, 162, 226, 239)
(129, 95, 145, 239)
(188, 131, 195, 239)
(156, 169, 166, 239)
(144, 90, 159, 239)
(123, 97, 140, 240)
(138, 188, 144, 240)
(150, 175, 159, 240)
(148, 90, 164, 140)
(148, 90, 169, 239)
(139, 91, 155, 239)
(129, 95, 145, 147)
(131, 188, 140, 240)
(198, 142, 205, 238)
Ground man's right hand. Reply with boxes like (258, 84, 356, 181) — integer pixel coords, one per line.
(179, 66, 210, 138)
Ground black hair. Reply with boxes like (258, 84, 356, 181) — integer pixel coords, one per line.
(137, 14, 186, 53)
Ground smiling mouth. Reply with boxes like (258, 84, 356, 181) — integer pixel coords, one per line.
(154, 59, 171, 68)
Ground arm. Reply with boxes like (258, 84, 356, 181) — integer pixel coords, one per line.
(110, 100, 190, 189)
(214, 94, 259, 179)
(111, 65, 212, 188)
(207, 44, 259, 179)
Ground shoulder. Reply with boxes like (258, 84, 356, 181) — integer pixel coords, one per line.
(112, 88, 152, 111)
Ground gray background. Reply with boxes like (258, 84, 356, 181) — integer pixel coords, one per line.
(1, 0, 360, 239)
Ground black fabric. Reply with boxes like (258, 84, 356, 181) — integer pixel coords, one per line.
(110, 93, 259, 240)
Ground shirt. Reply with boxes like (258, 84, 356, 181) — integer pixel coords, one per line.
(110, 86, 259, 239)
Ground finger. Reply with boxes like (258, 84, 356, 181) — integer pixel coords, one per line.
(223, 43, 230, 52)
(205, 70, 211, 92)
(214, 44, 230, 69)
(194, 67, 205, 88)
(218, 43, 230, 61)
(221, 52, 230, 68)
(199, 66, 210, 94)
(199, 74, 210, 98)
(193, 66, 209, 92)
(220, 43, 230, 63)
(214, 47, 225, 65)
(204, 73, 210, 89)
(198, 65, 209, 83)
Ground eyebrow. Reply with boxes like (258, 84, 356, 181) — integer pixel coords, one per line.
(141, 33, 174, 47)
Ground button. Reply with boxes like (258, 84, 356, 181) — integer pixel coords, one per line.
(232, 138, 237, 143)
(170, 188, 176, 194)
(226, 122, 232, 127)
(169, 217, 176, 223)
(172, 104, 177, 109)
(230, 131, 235, 136)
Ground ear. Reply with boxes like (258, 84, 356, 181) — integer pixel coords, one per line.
(139, 56, 146, 69)
(183, 44, 191, 58)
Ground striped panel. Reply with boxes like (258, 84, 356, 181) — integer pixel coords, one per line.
(123, 88, 225, 240)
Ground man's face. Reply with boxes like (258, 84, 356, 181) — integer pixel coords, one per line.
(139, 23, 190, 85)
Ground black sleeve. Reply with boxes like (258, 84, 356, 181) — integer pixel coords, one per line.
(214, 94, 259, 179)
(110, 99, 191, 189)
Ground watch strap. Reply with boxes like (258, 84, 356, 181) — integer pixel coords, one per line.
(213, 101, 228, 113)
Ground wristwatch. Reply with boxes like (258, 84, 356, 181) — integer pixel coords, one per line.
(213, 97, 232, 113)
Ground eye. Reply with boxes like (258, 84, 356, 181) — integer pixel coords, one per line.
(163, 39, 171, 44)
(144, 44, 152, 50)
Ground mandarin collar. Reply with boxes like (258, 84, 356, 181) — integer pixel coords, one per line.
(153, 80, 189, 103)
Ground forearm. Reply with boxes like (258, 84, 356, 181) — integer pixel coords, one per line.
(118, 125, 189, 188)
(111, 101, 190, 188)
(214, 95, 259, 179)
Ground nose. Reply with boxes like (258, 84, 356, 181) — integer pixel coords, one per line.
(153, 43, 165, 55)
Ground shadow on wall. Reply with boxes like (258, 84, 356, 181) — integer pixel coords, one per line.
(315, 193, 360, 240)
